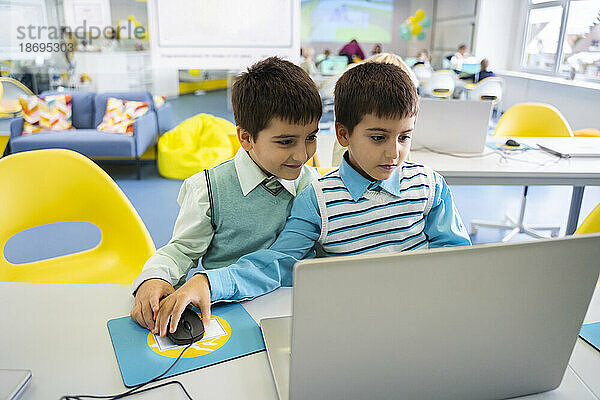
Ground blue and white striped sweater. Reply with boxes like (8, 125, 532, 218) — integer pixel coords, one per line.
(313, 163, 435, 256)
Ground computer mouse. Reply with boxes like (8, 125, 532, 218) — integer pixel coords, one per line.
(505, 139, 520, 147)
(167, 308, 205, 345)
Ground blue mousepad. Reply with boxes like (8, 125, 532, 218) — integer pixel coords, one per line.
(486, 142, 535, 151)
(580, 322, 600, 352)
(107, 303, 265, 387)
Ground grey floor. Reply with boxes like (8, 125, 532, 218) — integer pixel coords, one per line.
(4, 90, 600, 264)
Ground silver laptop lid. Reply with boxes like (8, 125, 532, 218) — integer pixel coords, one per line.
(535, 137, 600, 158)
(289, 234, 600, 400)
(0, 369, 31, 400)
(412, 98, 493, 153)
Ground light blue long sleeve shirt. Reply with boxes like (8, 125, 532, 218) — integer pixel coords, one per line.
(203, 158, 471, 302)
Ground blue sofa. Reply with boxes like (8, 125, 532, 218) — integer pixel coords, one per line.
(8, 91, 174, 179)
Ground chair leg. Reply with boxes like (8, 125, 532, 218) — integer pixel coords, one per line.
(521, 226, 549, 240)
(501, 227, 521, 243)
(470, 186, 561, 242)
(136, 157, 141, 180)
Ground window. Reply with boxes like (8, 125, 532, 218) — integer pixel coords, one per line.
(560, 1, 600, 77)
(521, 0, 600, 81)
(523, 6, 564, 71)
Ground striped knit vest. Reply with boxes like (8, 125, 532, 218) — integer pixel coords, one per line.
(313, 162, 436, 256)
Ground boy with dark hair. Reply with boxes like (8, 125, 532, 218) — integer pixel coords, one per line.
(131, 57, 322, 334)
(181, 61, 471, 324)
(475, 59, 496, 83)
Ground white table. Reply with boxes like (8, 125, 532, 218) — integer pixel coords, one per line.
(410, 137, 600, 235)
(1, 282, 599, 399)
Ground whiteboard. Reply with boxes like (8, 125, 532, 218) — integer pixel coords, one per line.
(148, 0, 300, 69)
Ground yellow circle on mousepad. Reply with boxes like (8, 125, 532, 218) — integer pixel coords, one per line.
(147, 313, 231, 358)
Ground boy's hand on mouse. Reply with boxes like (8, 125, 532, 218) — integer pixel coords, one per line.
(154, 273, 212, 337)
(131, 278, 175, 331)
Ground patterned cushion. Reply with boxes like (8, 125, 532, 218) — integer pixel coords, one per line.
(97, 97, 149, 136)
(153, 95, 167, 109)
(18, 94, 72, 135)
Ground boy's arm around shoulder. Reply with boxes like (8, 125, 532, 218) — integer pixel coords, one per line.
(199, 184, 323, 303)
(423, 171, 472, 248)
(131, 172, 215, 295)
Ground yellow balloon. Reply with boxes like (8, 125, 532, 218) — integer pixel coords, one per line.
(415, 9, 425, 22)
(411, 23, 422, 35)
(408, 16, 416, 24)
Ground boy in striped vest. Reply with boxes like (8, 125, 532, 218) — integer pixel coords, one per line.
(191, 61, 472, 320)
(130, 57, 322, 336)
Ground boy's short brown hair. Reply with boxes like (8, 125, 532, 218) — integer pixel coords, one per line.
(231, 57, 322, 140)
(334, 61, 418, 133)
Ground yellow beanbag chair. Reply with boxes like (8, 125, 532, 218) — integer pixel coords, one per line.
(158, 113, 240, 179)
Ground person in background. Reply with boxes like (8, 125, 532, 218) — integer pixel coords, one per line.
(316, 49, 331, 67)
(339, 39, 365, 63)
(450, 44, 469, 73)
(300, 47, 318, 77)
(411, 49, 434, 90)
(475, 58, 495, 83)
(371, 43, 383, 55)
(413, 49, 430, 67)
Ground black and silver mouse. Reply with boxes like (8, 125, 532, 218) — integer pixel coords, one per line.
(505, 139, 520, 147)
(167, 308, 205, 345)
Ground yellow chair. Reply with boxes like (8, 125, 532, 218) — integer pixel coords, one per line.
(0, 77, 34, 118)
(421, 70, 456, 98)
(0, 149, 155, 283)
(465, 77, 504, 104)
(158, 113, 240, 180)
(573, 128, 600, 138)
(470, 103, 573, 242)
(575, 203, 600, 235)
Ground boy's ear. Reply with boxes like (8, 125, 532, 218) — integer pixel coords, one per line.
(335, 122, 350, 147)
(237, 126, 253, 151)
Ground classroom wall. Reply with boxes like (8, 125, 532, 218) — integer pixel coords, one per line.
(473, 0, 523, 71)
(430, 0, 478, 69)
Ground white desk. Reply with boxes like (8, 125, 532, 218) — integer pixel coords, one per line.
(410, 137, 600, 235)
(1, 282, 599, 399)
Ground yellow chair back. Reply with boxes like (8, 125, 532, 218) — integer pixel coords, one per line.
(575, 203, 600, 235)
(493, 103, 573, 138)
(0, 149, 155, 284)
(0, 77, 34, 117)
(422, 70, 456, 98)
(574, 128, 600, 137)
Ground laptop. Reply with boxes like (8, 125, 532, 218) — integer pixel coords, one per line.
(0, 369, 31, 400)
(412, 98, 493, 153)
(261, 234, 600, 400)
(535, 137, 600, 158)
(319, 56, 348, 76)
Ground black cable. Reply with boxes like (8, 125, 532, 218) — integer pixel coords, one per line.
(61, 327, 196, 400)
